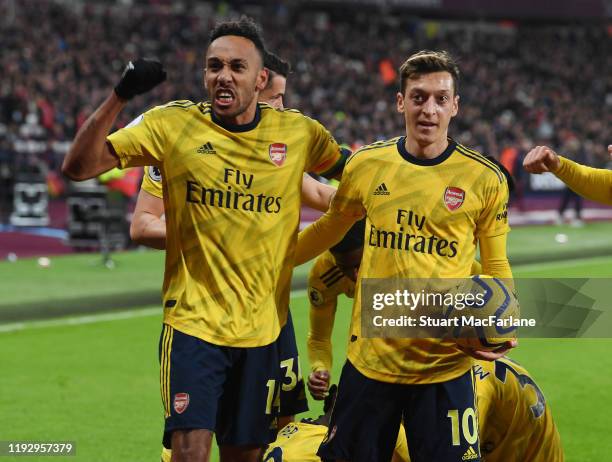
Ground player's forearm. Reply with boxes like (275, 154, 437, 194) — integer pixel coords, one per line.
(295, 212, 357, 266)
(301, 175, 337, 212)
(307, 301, 336, 371)
(130, 213, 167, 250)
(480, 233, 513, 280)
(555, 156, 612, 205)
(307, 338, 333, 372)
(62, 92, 126, 181)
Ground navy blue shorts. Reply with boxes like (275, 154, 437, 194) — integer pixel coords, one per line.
(159, 324, 281, 448)
(277, 311, 308, 418)
(318, 360, 480, 462)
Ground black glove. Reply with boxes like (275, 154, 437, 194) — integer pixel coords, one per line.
(114, 59, 166, 100)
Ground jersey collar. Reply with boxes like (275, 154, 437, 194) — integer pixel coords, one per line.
(396, 136, 456, 166)
(210, 104, 261, 133)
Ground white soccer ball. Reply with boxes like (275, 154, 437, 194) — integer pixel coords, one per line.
(37, 257, 51, 268)
(446, 275, 519, 351)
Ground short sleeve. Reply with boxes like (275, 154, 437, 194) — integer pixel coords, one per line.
(305, 118, 345, 178)
(107, 108, 166, 169)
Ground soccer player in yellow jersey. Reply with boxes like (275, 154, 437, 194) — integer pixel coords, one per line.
(135, 51, 337, 461)
(294, 50, 514, 461)
(523, 144, 612, 206)
(474, 357, 564, 462)
(62, 17, 345, 462)
(132, 49, 337, 436)
(262, 386, 409, 462)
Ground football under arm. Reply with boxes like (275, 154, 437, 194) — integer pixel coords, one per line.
(300, 174, 337, 212)
(62, 92, 126, 181)
(554, 156, 612, 206)
(130, 189, 167, 250)
(294, 211, 359, 266)
(479, 233, 513, 280)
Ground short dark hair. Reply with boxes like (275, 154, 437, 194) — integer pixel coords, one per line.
(264, 51, 290, 78)
(209, 16, 266, 63)
(330, 219, 366, 254)
(399, 50, 460, 95)
(263, 51, 290, 89)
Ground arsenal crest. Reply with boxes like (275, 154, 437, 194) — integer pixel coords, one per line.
(269, 143, 287, 166)
(443, 187, 465, 211)
(173, 393, 190, 414)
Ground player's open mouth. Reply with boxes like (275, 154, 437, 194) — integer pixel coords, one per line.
(418, 121, 436, 128)
(215, 89, 235, 107)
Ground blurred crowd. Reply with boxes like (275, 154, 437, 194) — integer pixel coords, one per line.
(1, 0, 610, 182)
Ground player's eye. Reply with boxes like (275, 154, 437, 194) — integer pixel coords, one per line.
(231, 63, 246, 72)
(208, 63, 222, 71)
(438, 95, 449, 104)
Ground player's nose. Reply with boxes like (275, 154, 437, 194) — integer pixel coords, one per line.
(422, 96, 436, 115)
(217, 65, 232, 84)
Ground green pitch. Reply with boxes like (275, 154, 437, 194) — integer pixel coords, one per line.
(1, 222, 612, 460)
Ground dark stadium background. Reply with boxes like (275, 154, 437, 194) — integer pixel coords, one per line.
(0, 0, 610, 460)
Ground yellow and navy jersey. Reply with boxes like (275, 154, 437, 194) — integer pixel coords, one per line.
(474, 358, 564, 462)
(331, 136, 510, 384)
(263, 421, 409, 462)
(307, 250, 355, 372)
(108, 101, 343, 347)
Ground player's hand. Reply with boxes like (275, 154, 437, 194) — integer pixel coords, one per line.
(307, 370, 330, 400)
(458, 339, 518, 361)
(523, 146, 561, 174)
(114, 59, 167, 100)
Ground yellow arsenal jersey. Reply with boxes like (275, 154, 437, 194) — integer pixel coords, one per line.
(307, 251, 355, 372)
(108, 101, 343, 347)
(330, 137, 510, 383)
(474, 358, 564, 462)
(263, 421, 409, 461)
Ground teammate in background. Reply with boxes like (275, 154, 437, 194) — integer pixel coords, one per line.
(62, 17, 346, 462)
(130, 51, 338, 250)
(262, 386, 409, 462)
(294, 50, 514, 461)
(523, 144, 612, 206)
(474, 357, 564, 462)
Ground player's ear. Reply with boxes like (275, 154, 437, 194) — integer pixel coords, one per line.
(451, 94, 459, 117)
(256, 67, 269, 92)
(396, 92, 405, 113)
